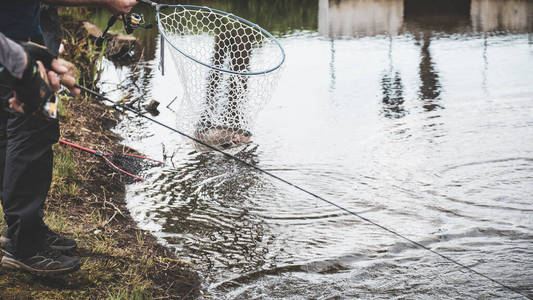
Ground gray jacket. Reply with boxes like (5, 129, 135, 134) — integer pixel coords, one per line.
(0, 32, 26, 79)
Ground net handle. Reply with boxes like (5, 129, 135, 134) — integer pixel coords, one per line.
(153, 4, 286, 76)
(59, 139, 99, 155)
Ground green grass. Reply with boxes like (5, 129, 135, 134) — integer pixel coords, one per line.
(52, 145, 78, 179)
(106, 286, 151, 300)
(51, 145, 80, 199)
(43, 211, 81, 234)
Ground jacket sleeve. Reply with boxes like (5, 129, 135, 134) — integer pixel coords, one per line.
(0, 32, 26, 79)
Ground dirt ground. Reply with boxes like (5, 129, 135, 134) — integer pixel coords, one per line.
(0, 17, 202, 300)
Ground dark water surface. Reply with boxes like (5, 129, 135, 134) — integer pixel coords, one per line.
(95, 0, 533, 298)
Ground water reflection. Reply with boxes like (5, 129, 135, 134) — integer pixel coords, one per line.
(329, 40, 336, 92)
(471, 0, 533, 32)
(92, 0, 533, 116)
(482, 34, 489, 95)
(131, 148, 271, 277)
(319, 0, 533, 37)
(404, 0, 472, 33)
(416, 33, 442, 111)
(319, 0, 533, 116)
(380, 37, 406, 119)
(319, 0, 404, 37)
(90, 0, 533, 44)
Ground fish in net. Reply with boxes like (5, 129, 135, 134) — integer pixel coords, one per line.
(156, 4, 285, 151)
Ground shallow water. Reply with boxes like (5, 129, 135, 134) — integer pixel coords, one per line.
(95, 0, 533, 298)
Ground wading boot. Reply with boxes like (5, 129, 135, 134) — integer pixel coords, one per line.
(1, 247, 80, 276)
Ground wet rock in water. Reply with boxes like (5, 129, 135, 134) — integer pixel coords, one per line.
(194, 125, 252, 152)
(81, 21, 103, 39)
(105, 34, 142, 65)
(144, 99, 160, 116)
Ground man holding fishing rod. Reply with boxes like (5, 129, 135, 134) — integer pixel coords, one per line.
(0, 0, 135, 276)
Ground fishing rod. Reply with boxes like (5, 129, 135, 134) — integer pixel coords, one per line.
(74, 83, 530, 299)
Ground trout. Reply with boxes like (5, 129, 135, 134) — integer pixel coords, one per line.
(194, 125, 252, 151)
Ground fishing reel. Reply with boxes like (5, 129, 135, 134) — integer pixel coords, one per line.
(96, 13, 153, 46)
(0, 42, 59, 120)
(124, 13, 152, 34)
(0, 66, 57, 120)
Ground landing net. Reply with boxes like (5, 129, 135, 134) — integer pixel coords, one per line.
(105, 153, 164, 183)
(157, 5, 285, 151)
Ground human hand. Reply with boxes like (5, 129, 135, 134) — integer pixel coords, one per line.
(11, 57, 80, 115)
(105, 0, 137, 15)
(47, 58, 80, 95)
(20, 42, 80, 96)
(8, 92, 24, 114)
(9, 60, 53, 114)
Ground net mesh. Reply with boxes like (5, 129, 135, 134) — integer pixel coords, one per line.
(158, 6, 284, 151)
(107, 154, 163, 183)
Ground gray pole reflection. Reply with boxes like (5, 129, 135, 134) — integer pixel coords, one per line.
(319, 0, 337, 93)
(417, 32, 442, 111)
(404, 0, 470, 112)
(329, 39, 336, 93)
(482, 33, 489, 96)
(381, 35, 406, 119)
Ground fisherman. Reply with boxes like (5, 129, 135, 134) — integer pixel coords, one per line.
(0, 31, 81, 276)
(0, 0, 135, 276)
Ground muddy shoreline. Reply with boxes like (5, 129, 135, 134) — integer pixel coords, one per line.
(0, 14, 201, 300)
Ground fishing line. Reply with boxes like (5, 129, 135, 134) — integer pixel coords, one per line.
(76, 84, 530, 299)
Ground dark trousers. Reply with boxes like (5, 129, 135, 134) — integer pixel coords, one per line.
(0, 109, 59, 258)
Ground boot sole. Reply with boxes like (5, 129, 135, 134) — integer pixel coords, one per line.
(1, 255, 80, 276)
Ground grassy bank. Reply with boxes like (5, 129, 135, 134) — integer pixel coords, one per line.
(0, 9, 201, 300)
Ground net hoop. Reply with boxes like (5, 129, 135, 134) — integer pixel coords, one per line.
(156, 4, 286, 76)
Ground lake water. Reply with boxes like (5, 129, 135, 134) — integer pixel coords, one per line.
(95, 0, 533, 298)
